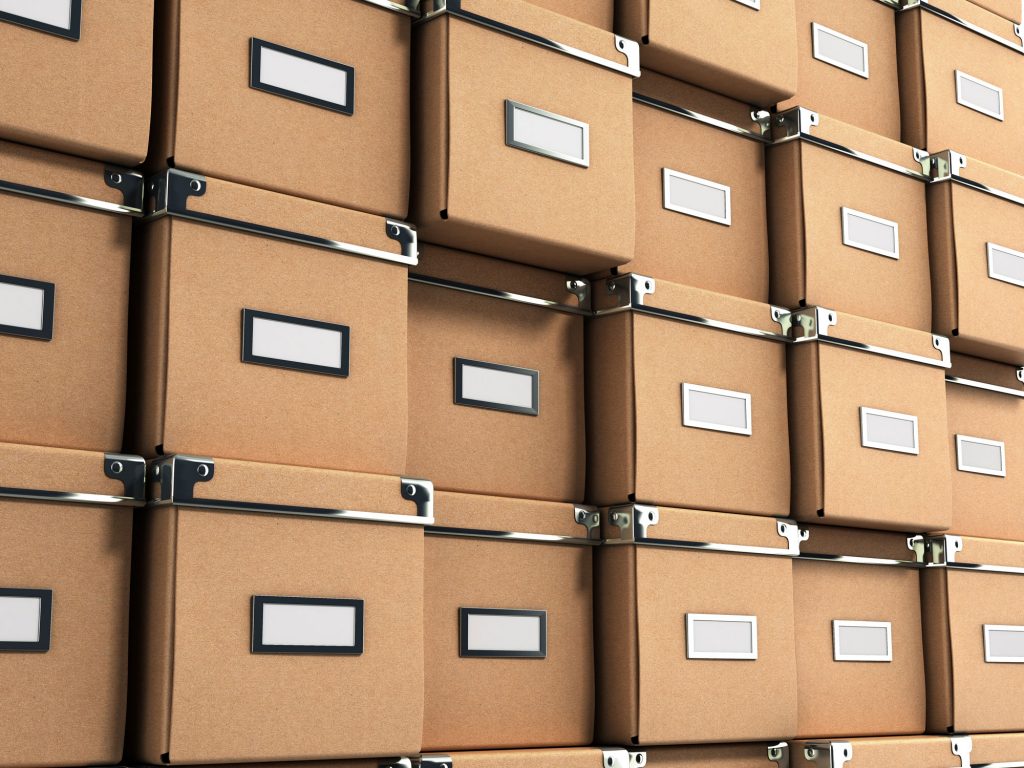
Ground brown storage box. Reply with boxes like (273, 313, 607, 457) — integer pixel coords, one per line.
(128, 169, 415, 474)
(768, 108, 932, 331)
(418, 748, 638, 768)
(422, 493, 597, 750)
(776, 0, 901, 140)
(795, 736, 972, 768)
(898, 0, 1024, 178)
(627, 71, 771, 301)
(919, 534, 1024, 734)
(926, 151, 1024, 364)
(0, 442, 143, 768)
(412, 0, 636, 275)
(645, 743, 791, 768)
(0, 1, 153, 166)
(946, 355, 1024, 540)
(785, 306, 953, 531)
(596, 505, 804, 744)
(408, 246, 586, 502)
(0, 140, 141, 453)
(588, 274, 790, 515)
(150, 0, 414, 217)
(616, 0, 798, 106)
(128, 455, 431, 763)
(795, 526, 926, 738)
(527, 0, 614, 29)
(970, 733, 1024, 765)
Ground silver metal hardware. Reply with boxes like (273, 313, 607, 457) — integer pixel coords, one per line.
(956, 434, 1006, 477)
(804, 742, 853, 768)
(575, 505, 602, 540)
(951, 735, 972, 768)
(627, 752, 647, 768)
(946, 374, 1024, 398)
(425, 504, 599, 546)
(919, 149, 969, 181)
(416, 756, 453, 768)
(914, 534, 1024, 575)
(146, 169, 418, 266)
(379, 759, 415, 768)
(832, 619, 893, 662)
(812, 22, 870, 79)
(841, 207, 900, 260)
(860, 406, 920, 455)
(505, 99, 590, 168)
(632, 93, 769, 144)
(0, 453, 146, 508)
(408, 272, 591, 316)
(0, 167, 145, 217)
(357, 0, 419, 15)
(416, 0, 640, 77)
(686, 613, 758, 660)
(663, 168, 732, 226)
(768, 744, 790, 768)
(602, 750, 631, 768)
(900, 1, 1024, 54)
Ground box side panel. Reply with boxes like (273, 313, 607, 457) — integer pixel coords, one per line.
(594, 544, 640, 744)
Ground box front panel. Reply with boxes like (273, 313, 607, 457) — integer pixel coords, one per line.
(0, 501, 131, 766)
(423, 536, 594, 750)
(168, 509, 424, 762)
(525, 0, 614, 29)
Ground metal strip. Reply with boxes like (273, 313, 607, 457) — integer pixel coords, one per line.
(0, 454, 146, 508)
(902, 0, 1024, 54)
(927, 151, 1024, 208)
(357, 0, 420, 16)
(947, 375, 1024, 398)
(425, 525, 598, 546)
(417, 0, 640, 76)
(147, 169, 417, 266)
(0, 171, 146, 217)
(915, 534, 1024, 574)
(632, 93, 768, 144)
(409, 272, 590, 315)
(798, 552, 923, 569)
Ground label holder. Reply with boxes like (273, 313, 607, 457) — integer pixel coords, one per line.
(0, 588, 52, 652)
(956, 434, 1006, 477)
(251, 595, 364, 655)
(662, 168, 732, 226)
(812, 22, 870, 79)
(0, 274, 55, 341)
(504, 99, 590, 168)
(685, 613, 759, 660)
(241, 308, 350, 378)
(832, 620, 893, 662)
(682, 383, 752, 436)
(841, 207, 900, 260)
(984, 624, 1024, 663)
(955, 70, 1004, 121)
(454, 357, 540, 416)
(859, 407, 919, 455)
(0, 0, 82, 41)
(250, 37, 355, 115)
(459, 607, 547, 658)
(987, 243, 1024, 288)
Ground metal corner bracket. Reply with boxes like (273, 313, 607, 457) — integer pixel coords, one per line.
(0, 453, 146, 508)
(407, 273, 591, 316)
(803, 742, 852, 768)
(575, 505, 602, 540)
(951, 735, 972, 768)
(401, 477, 434, 518)
(601, 749, 631, 768)
(916, 149, 968, 181)
(768, 743, 790, 768)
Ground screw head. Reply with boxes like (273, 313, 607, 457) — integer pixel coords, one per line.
(110, 173, 123, 185)
(405, 483, 417, 496)
(110, 460, 124, 474)
(196, 464, 211, 478)
(189, 179, 202, 192)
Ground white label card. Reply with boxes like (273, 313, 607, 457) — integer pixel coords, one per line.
(0, 0, 77, 36)
(0, 276, 54, 340)
(842, 208, 900, 260)
(460, 608, 547, 658)
(250, 38, 354, 115)
(957, 435, 1006, 477)
(686, 614, 758, 660)
(956, 71, 1004, 121)
(505, 100, 589, 168)
(812, 23, 869, 78)
(985, 625, 1024, 662)
(987, 243, 1024, 288)
(0, 589, 51, 651)
(833, 620, 893, 662)
(663, 168, 732, 226)
(251, 596, 363, 654)
(682, 383, 752, 436)
(860, 407, 919, 455)
(455, 358, 539, 416)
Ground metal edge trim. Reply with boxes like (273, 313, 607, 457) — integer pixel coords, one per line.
(797, 552, 924, 568)
(409, 272, 590, 315)
(425, 525, 598, 545)
(902, 1, 1024, 54)
(358, 0, 420, 16)
(774, 128, 931, 182)
(0, 173, 146, 217)
(631, 93, 768, 144)
(946, 375, 1024, 398)
(157, 497, 434, 526)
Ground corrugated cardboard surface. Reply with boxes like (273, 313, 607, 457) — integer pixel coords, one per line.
(130, 176, 408, 474)
(440, 748, 604, 768)
(777, 0, 901, 140)
(969, 0, 1023, 22)
(646, 743, 783, 768)
(1, 488, 132, 767)
(527, 0, 614, 29)
(792, 737, 964, 768)
(970, 732, 1024, 763)
(408, 245, 585, 502)
(157, 0, 410, 217)
(412, 3, 635, 274)
(634, 69, 763, 129)
(0, 1, 153, 165)
(422, 528, 593, 749)
(617, 0, 798, 106)
(0, 141, 131, 453)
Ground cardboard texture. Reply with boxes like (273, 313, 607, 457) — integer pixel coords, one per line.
(0, 443, 133, 768)
(595, 507, 799, 744)
(898, 0, 1024, 177)
(970, 732, 1024, 764)
(787, 312, 952, 531)
(928, 158, 1024, 364)
(587, 279, 790, 515)
(126, 174, 409, 475)
(946, 354, 1024, 540)
(767, 114, 932, 330)
(412, 1, 636, 274)
(423, 492, 594, 750)
(128, 458, 425, 763)
(626, 72, 770, 301)
(776, 0, 901, 140)
(645, 744, 785, 768)
(435, 748, 609, 768)
(793, 737, 969, 768)
(968, 0, 1023, 21)
(616, 0, 798, 106)
(0, 1, 153, 165)
(407, 245, 585, 502)
(922, 536, 1024, 734)
(150, 0, 411, 217)
(0, 140, 132, 453)
(794, 526, 925, 738)
(526, 0, 614, 29)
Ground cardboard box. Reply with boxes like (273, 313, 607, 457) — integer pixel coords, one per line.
(645, 743, 791, 768)
(616, 0, 798, 106)
(925, 151, 1024, 364)
(422, 492, 597, 750)
(767, 108, 932, 331)
(795, 526, 926, 737)
(794, 736, 973, 768)
(418, 748, 638, 768)
(946, 354, 1024, 540)
(0, 1, 153, 166)
(0, 140, 142, 453)
(967, 0, 1023, 22)
(149, 0, 414, 217)
(596, 505, 804, 744)
(412, 0, 637, 275)
(776, 0, 902, 140)
(785, 306, 953, 531)
(626, 70, 771, 302)
(898, 0, 1024, 178)
(970, 733, 1024, 765)
(128, 455, 432, 763)
(128, 169, 415, 475)
(527, 0, 614, 29)
(918, 534, 1024, 734)
(588, 274, 791, 516)
(0, 442, 144, 768)
(408, 245, 586, 502)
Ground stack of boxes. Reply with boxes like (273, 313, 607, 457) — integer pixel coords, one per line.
(3, 1, 1024, 768)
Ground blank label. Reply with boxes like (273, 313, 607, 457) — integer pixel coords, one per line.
(0, 589, 51, 652)
(505, 100, 589, 168)
(0, 0, 79, 39)
(957, 435, 1006, 477)
(683, 383, 752, 436)
(460, 608, 547, 658)
(455, 358, 539, 416)
(242, 309, 349, 377)
(833, 620, 892, 662)
(686, 614, 758, 660)
(250, 39, 354, 115)
(842, 208, 899, 260)
(956, 71, 1004, 121)
(251, 596, 363, 654)
(663, 169, 732, 226)
(987, 243, 1024, 288)
(812, 23, 869, 78)
(860, 407, 919, 455)
(0, 275, 54, 340)
(985, 625, 1024, 662)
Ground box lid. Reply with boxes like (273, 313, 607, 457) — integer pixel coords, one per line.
(925, 149, 1024, 209)
(919, 532, 1024, 570)
(0, 442, 145, 508)
(795, 736, 971, 768)
(633, 69, 766, 141)
(969, 732, 1024, 765)
(419, 749, 623, 768)
(429, 490, 598, 544)
(903, 0, 1023, 51)
(645, 743, 790, 768)
(800, 524, 920, 564)
(948, 353, 1024, 397)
